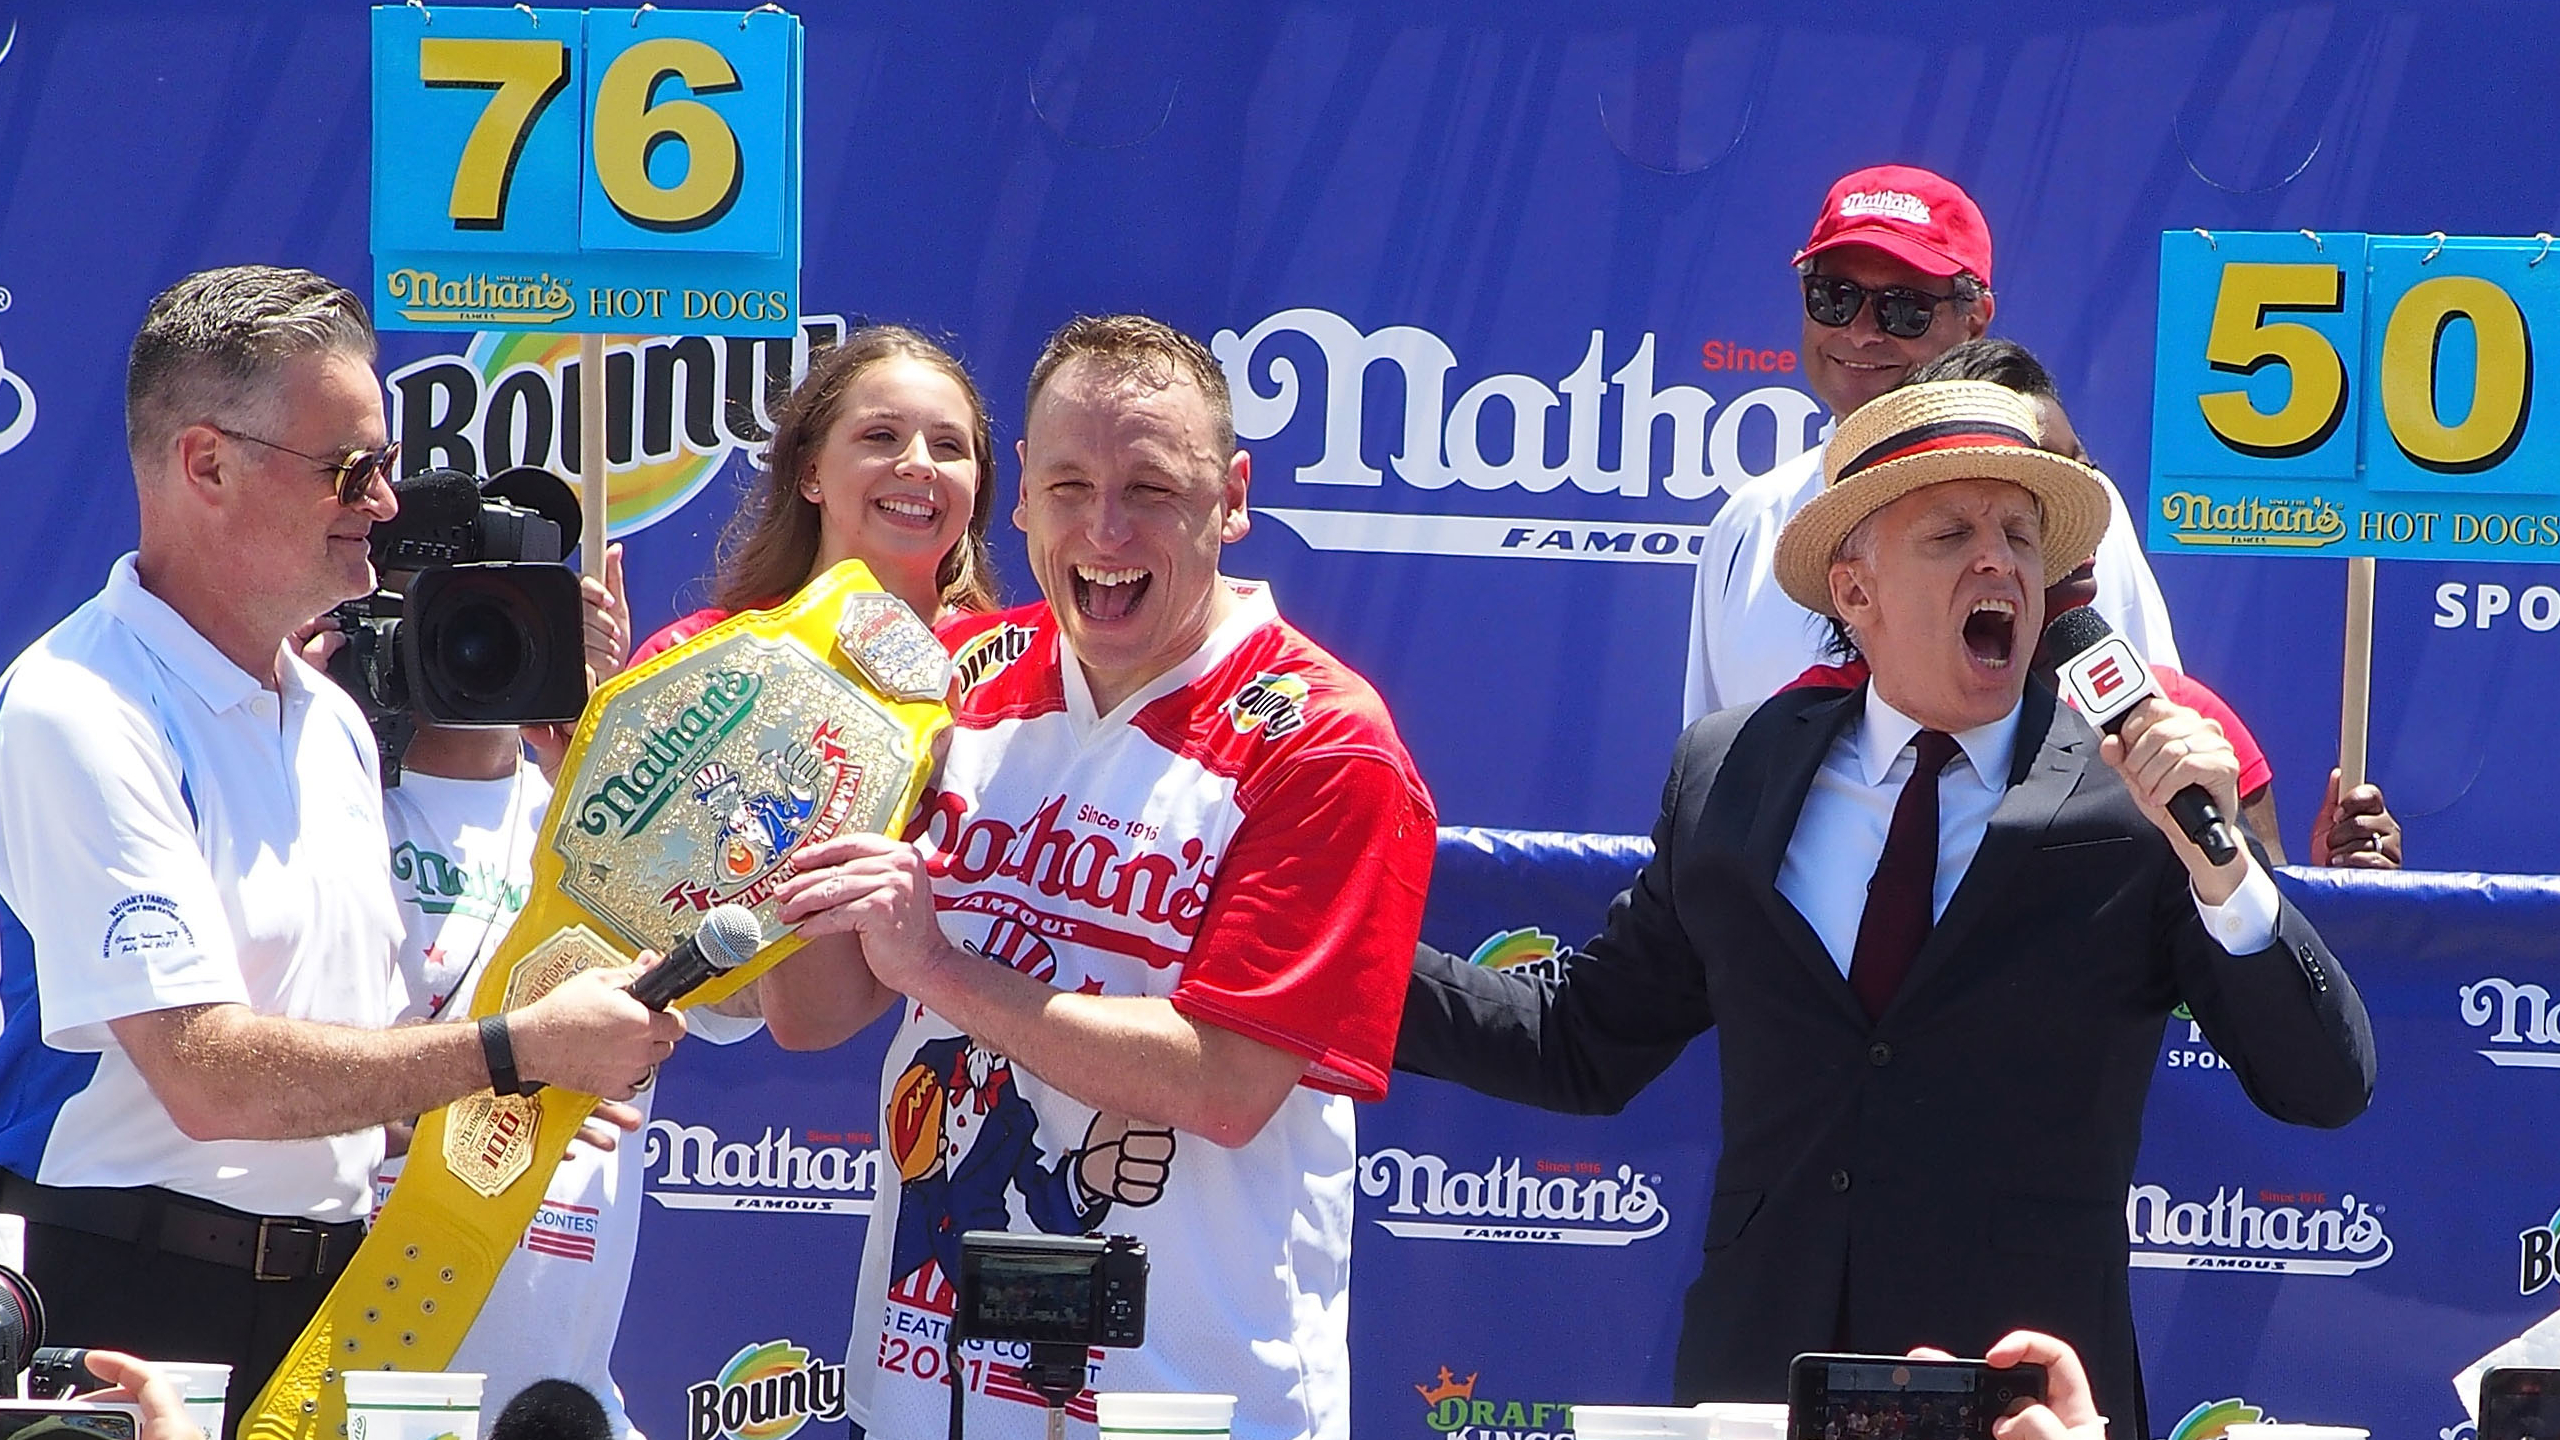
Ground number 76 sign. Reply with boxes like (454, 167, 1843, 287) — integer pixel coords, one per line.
(2150, 229, 2560, 561)
(370, 5, 802, 337)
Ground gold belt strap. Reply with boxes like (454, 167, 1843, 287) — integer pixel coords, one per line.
(246, 561, 950, 1440)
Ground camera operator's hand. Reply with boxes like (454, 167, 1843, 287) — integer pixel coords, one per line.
(1076, 1113, 1176, 1208)
(78, 1350, 203, 1440)
(508, 959, 685, 1100)
(1908, 1332, 2104, 1440)
(291, 613, 344, 670)
(528, 543, 629, 776)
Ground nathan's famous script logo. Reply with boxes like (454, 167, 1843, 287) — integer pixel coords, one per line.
(0, 336, 32, 458)
(644, 1117, 878, 1215)
(684, 1340, 846, 1440)
(1360, 1149, 1668, 1246)
(390, 842, 529, 921)
(951, 623, 1036, 695)
(576, 671, 762, 839)
(2159, 492, 2347, 550)
(913, 790, 1217, 940)
(1225, 670, 1310, 738)
(2163, 1397, 2270, 1440)
(2161, 1002, 2232, 1073)
(1466, 928, 1575, 984)
(2461, 977, 2560, 1068)
(1417, 1367, 1577, 1439)
(2124, 1182, 2392, 1274)
(385, 268, 575, 326)
(386, 315, 847, 538)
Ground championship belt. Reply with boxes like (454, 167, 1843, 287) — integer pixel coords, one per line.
(247, 560, 951, 1440)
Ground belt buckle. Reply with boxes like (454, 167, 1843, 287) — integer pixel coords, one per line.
(253, 1216, 327, 1282)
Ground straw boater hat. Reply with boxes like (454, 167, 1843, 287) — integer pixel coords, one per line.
(1773, 379, 2112, 617)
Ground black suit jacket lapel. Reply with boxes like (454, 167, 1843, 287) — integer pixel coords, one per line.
(1737, 686, 1870, 1027)
(1888, 687, 2089, 1017)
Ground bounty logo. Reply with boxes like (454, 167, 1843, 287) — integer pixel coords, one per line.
(645, 1117, 880, 1215)
(2164, 1397, 2269, 1440)
(2461, 977, 2560, 1067)
(685, 1340, 845, 1440)
(2125, 1183, 2392, 1274)
(1214, 307, 1823, 564)
(1466, 928, 1575, 984)
(1360, 1148, 1669, 1245)
(385, 314, 846, 538)
(0, 336, 31, 458)
(2516, 1206, 2560, 1294)
(1418, 1366, 1577, 1439)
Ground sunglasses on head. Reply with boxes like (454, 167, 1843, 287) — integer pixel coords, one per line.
(213, 426, 400, 506)
(1802, 274, 1967, 340)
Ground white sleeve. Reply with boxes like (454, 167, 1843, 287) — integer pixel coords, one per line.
(2192, 858, 2280, 956)
(1683, 540, 1727, 728)
(2090, 475, 2182, 671)
(683, 1002, 765, 1046)
(0, 679, 248, 1050)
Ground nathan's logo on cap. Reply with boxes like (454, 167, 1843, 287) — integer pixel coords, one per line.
(1839, 189, 1933, 225)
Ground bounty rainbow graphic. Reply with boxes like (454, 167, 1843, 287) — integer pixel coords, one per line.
(684, 1339, 847, 1440)
(2164, 1398, 2270, 1440)
(385, 316, 848, 539)
(1465, 928, 1575, 984)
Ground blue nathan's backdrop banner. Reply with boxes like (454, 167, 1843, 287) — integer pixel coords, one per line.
(10, 4, 2560, 1440)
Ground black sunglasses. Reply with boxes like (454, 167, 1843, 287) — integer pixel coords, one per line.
(213, 426, 400, 506)
(1802, 274, 1966, 340)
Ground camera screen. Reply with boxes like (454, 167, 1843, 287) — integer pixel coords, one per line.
(967, 1252, 1096, 1343)
(2486, 1372, 2560, 1440)
(0, 1408, 139, 1440)
(1805, 1363, 2000, 1440)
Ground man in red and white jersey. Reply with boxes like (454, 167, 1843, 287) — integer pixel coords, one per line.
(759, 314, 1437, 1440)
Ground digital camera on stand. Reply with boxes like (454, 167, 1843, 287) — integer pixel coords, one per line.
(325, 466, 590, 782)
(948, 1232, 1148, 1440)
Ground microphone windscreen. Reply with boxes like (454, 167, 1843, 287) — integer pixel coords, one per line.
(393, 468, 487, 527)
(699, 903, 765, 971)
(488, 1379, 613, 1440)
(2041, 604, 2115, 661)
(373, 468, 489, 570)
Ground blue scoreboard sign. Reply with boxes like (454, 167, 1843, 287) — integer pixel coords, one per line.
(2151, 228, 2560, 561)
(370, 4, 801, 336)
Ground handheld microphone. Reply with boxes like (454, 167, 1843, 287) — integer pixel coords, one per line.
(2044, 607, 2241, 866)
(627, 904, 765, 1011)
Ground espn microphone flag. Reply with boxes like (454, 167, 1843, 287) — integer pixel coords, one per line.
(2045, 607, 2242, 865)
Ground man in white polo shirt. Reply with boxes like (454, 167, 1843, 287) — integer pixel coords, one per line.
(0, 265, 682, 1435)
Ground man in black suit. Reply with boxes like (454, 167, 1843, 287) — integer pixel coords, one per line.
(1397, 379, 2375, 1439)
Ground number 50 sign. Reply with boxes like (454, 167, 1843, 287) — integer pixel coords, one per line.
(370, 5, 801, 337)
(2150, 229, 2560, 561)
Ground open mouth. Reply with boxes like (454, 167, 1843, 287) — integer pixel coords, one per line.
(876, 495, 941, 528)
(1962, 597, 2017, 669)
(1073, 564, 1150, 622)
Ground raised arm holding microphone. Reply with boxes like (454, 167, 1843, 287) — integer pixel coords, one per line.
(1397, 379, 2375, 1440)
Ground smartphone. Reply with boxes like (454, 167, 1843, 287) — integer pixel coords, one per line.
(0, 1401, 143, 1440)
(2482, 1367, 2560, 1440)
(1787, 1353, 2049, 1440)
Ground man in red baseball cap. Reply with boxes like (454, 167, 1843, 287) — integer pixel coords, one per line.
(1683, 164, 2181, 724)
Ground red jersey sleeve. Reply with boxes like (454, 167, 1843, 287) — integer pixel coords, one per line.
(2157, 666, 2273, 797)
(1168, 750, 1435, 1102)
(633, 606, 736, 666)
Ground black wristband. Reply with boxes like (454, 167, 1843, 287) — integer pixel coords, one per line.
(478, 1013, 534, 1096)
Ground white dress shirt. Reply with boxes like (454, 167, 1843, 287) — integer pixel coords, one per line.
(1773, 688, 2279, 979)
(1683, 447, 2183, 725)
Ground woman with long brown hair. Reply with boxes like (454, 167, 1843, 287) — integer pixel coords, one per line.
(637, 324, 999, 660)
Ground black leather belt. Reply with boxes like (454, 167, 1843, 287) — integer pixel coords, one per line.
(0, 1171, 362, 1282)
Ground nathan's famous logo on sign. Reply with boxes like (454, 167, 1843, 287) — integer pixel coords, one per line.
(1359, 1148, 1668, 1246)
(2157, 491, 2347, 550)
(0, 336, 32, 458)
(2163, 1397, 2271, 1440)
(2161, 1002, 2232, 1073)
(385, 268, 575, 326)
(1213, 307, 1823, 563)
(685, 1339, 846, 1440)
(575, 671, 763, 839)
(1466, 928, 1576, 983)
(2124, 1182, 2392, 1274)
(644, 1117, 879, 1215)
(385, 314, 847, 538)
(2461, 977, 2560, 1068)
(1416, 1366, 1576, 1440)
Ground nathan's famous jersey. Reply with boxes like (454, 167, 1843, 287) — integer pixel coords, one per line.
(849, 581, 1435, 1440)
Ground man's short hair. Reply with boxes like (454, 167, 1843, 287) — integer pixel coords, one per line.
(1024, 313, 1235, 454)
(125, 265, 377, 464)
(1903, 336, 2053, 398)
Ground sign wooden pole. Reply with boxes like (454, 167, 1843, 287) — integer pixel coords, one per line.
(2340, 555, 2376, 790)
(580, 331, 607, 573)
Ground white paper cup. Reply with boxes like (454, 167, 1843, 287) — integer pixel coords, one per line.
(1094, 1391, 1238, 1438)
(1572, 1405, 1721, 1438)
(1693, 1401, 1792, 1440)
(154, 1363, 232, 1440)
(341, 1370, 485, 1440)
(2225, 1426, 2368, 1440)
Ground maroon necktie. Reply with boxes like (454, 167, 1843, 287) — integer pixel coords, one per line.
(1847, 729, 1962, 1021)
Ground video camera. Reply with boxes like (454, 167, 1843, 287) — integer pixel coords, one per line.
(326, 466, 590, 779)
(947, 1232, 1147, 1440)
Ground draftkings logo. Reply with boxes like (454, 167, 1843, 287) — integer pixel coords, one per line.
(1416, 1366, 1577, 1439)
(2461, 977, 2560, 1068)
(2160, 1003, 2232, 1073)
(2124, 1182, 2392, 1274)
(2162, 1397, 2270, 1440)
(0, 335, 31, 457)
(643, 1117, 879, 1215)
(684, 1339, 846, 1440)
(1359, 1147, 1668, 1246)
